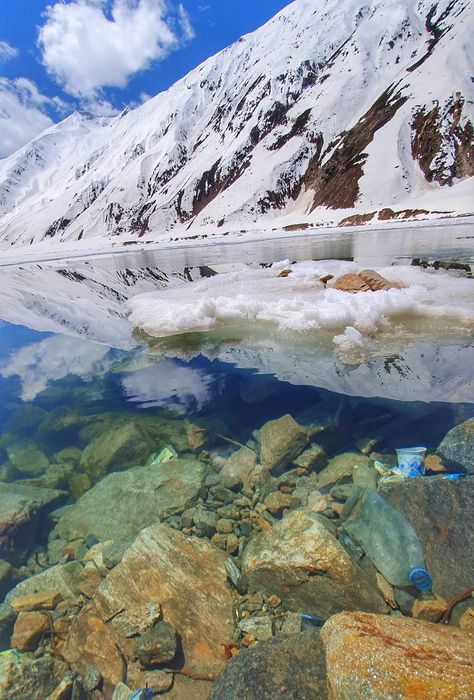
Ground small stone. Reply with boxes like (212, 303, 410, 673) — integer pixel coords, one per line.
(62, 539, 87, 561)
(68, 473, 92, 501)
(412, 595, 448, 622)
(307, 490, 328, 513)
(180, 507, 196, 529)
(245, 591, 264, 612)
(140, 669, 174, 693)
(102, 541, 128, 570)
(318, 452, 369, 489)
(217, 504, 241, 519)
(459, 608, 474, 631)
(187, 423, 209, 451)
(331, 502, 344, 516)
(239, 616, 273, 641)
(238, 521, 252, 538)
(226, 534, 240, 555)
(11, 610, 49, 651)
(329, 484, 353, 502)
(264, 491, 300, 515)
(424, 454, 447, 473)
(352, 463, 378, 490)
(76, 566, 103, 598)
(0, 603, 16, 651)
(375, 573, 398, 610)
(10, 589, 62, 612)
(293, 444, 328, 472)
(211, 533, 228, 550)
(217, 518, 235, 534)
(7, 443, 49, 476)
(193, 507, 218, 537)
(267, 595, 281, 609)
(280, 612, 302, 636)
(135, 620, 178, 668)
(225, 558, 248, 594)
(47, 671, 76, 700)
(210, 485, 236, 503)
(84, 665, 103, 692)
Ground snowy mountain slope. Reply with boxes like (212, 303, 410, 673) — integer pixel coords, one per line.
(0, 0, 472, 250)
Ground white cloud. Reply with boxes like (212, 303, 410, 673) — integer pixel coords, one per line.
(0, 78, 54, 158)
(38, 0, 194, 99)
(0, 40, 18, 63)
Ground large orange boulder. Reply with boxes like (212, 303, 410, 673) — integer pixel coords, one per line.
(321, 611, 474, 699)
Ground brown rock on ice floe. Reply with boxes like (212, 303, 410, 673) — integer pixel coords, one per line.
(64, 522, 234, 698)
(321, 611, 474, 699)
(242, 509, 386, 618)
(334, 269, 401, 292)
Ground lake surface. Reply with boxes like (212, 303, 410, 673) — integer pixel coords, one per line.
(0, 226, 473, 696)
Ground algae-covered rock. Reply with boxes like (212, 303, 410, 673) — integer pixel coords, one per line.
(6, 443, 49, 476)
(242, 509, 385, 618)
(317, 452, 369, 489)
(53, 458, 208, 544)
(259, 414, 309, 474)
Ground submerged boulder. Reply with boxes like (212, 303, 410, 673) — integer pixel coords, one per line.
(64, 522, 235, 697)
(80, 421, 154, 481)
(382, 475, 474, 598)
(259, 414, 309, 474)
(52, 458, 208, 544)
(211, 630, 328, 699)
(437, 418, 474, 473)
(0, 652, 67, 700)
(296, 397, 352, 453)
(321, 611, 474, 699)
(6, 443, 49, 477)
(242, 509, 385, 617)
(317, 452, 369, 489)
(0, 483, 67, 565)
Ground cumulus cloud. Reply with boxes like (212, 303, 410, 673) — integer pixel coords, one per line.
(38, 0, 194, 99)
(0, 40, 18, 62)
(0, 78, 53, 158)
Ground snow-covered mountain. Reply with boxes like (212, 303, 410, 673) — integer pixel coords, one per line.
(0, 0, 472, 250)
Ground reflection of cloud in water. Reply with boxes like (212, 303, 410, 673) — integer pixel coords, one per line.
(1, 335, 112, 401)
(121, 360, 216, 412)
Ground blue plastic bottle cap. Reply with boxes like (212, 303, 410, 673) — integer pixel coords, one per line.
(409, 567, 433, 591)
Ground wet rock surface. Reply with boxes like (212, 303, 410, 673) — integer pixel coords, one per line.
(211, 630, 328, 699)
(242, 509, 386, 617)
(382, 476, 474, 598)
(0, 652, 67, 699)
(321, 611, 474, 699)
(437, 418, 474, 473)
(52, 458, 207, 544)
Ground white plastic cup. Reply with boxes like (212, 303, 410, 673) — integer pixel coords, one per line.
(395, 447, 427, 478)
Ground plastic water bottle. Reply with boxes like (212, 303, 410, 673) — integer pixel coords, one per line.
(341, 486, 432, 591)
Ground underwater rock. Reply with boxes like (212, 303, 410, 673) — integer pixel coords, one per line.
(10, 588, 62, 612)
(382, 476, 474, 599)
(0, 559, 14, 598)
(64, 522, 234, 696)
(293, 443, 328, 472)
(296, 397, 352, 453)
(6, 443, 49, 476)
(0, 652, 67, 700)
(193, 507, 218, 537)
(11, 610, 49, 651)
(0, 483, 66, 565)
(54, 447, 83, 464)
(80, 421, 154, 481)
(219, 447, 257, 490)
(317, 452, 369, 489)
(210, 630, 328, 700)
(259, 414, 309, 474)
(0, 603, 16, 650)
(264, 491, 300, 515)
(37, 408, 84, 440)
(53, 458, 208, 544)
(4, 405, 47, 435)
(135, 620, 178, 667)
(321, 611, 474, 699)
(6, 561, 83, 605)
(437, 418, 474, 473)
(242, 509, 386, 618)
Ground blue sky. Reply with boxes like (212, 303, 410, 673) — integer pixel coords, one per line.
(0, 0, 291, 158)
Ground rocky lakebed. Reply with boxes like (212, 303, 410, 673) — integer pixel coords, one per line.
(0, 388, 473, 699)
